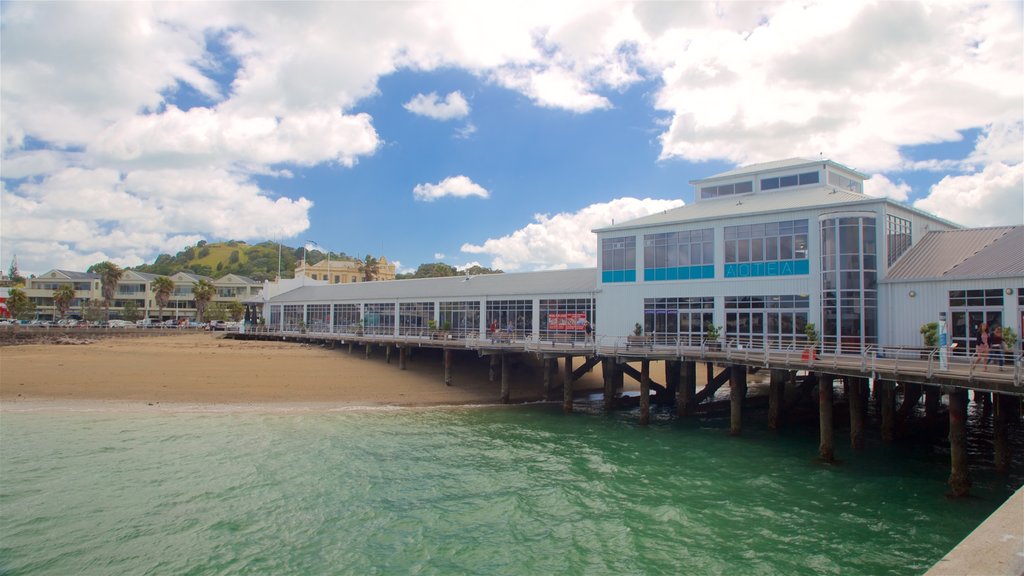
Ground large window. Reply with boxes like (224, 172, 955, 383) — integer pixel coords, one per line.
(643, 229, 714, 281)
(760, 171, 819, 191)
(439, 301, 480, 338)
(700, 180, 753, 200)
(601, 236, 636, 283)
(363, 303, 395, 336)
(539, 298, 594, 343)
(332, 303, 360, 333)
(269, 305, 282, 329)
(644, 297, 714, 346)
(283, 304, 303, 331)
(486, 300, 532, 341)
(306, 304, 330, 333)
(398, 302, 432, 337)
(828, 171, 862, 193)
(725, 295, 809, 349)
(820, 216, 877, 350)
(724, 220, 809, 277)
(886, 214, 912, 266)
(949, 289, 1004, 354)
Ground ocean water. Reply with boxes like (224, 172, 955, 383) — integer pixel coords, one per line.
(1, 403, 1020, 575)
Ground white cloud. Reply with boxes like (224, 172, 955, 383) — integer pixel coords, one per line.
(864, 174, 912, 202)
(461, 197, 684, 271)
(455, 123, 478, 139)
(413, 175, 490, 202)
(913, 162, 1024, 227)
(434, 253, 446, 260)
(404, 91, 470, 120)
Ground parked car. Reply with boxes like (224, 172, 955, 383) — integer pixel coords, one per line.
(108, 319, 134, 328)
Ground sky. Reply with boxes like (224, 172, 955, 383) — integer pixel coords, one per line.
(1, 1, 1022, 278)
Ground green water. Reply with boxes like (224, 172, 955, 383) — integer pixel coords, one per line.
(1, 404, 1019, 575)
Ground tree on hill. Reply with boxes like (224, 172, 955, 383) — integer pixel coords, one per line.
(359, 255, 380, 282)
(152, 276, 174, 321)
(52, 283, 76, 319)
(89, 261, 123, 320)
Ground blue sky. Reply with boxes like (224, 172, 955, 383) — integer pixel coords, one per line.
(2, 1, 1021, 277)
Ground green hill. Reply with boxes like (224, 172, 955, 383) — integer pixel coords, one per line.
(131, 240, 346, 281)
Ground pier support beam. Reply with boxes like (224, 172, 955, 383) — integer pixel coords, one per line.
(613, 362, 624, 394)
(398, 346, 407, 370)
(489, 355, 499, 383)
(443, 349, 453, 387)
(385, 345, 392, 365)
(663, 360, 680, 406)
(880, 380, 895, 443)
(768, 369, 787, 430)
(676, 361, 697, 417)
(924, 385, 940, 418)
(639, 359, 651, 425)
(603, 358, 614, 412)
(994, 393, 1012, 473)
(364, 343, 371, 360)
(849, 377, 866, 450)
(819, 374, 835, 463)
(500, 354, 510, 404)
(948, 389, 970, 497)
(542, 358, 555, 401)
(562, 356, 573, 413)
(729, 365, 747, 436)
(348, 342, 354, 354)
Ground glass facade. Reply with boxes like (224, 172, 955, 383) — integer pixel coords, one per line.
(724, 220, 809, 277)
(363, 303, 395, 335)
(439, 301, 480, 338)
(725, 295, 809, 348)
(282, 304, 303, 331)
(306, 304, 330, 332)
(886, 214, 912, 266)
(486, 300, 532, 341)
(828, 171, 862, 193)
(539, 298, 594, 343)
(332, 303, 361, 333)
(700, 180, 753, 200)
(601, 236, 636, 283)
(398, 302, 432, 337)
(643, 297, 714, 346)
(820, 216, 877, 350)
(643, 229, 714, 281)
(760, 171, 819, 191)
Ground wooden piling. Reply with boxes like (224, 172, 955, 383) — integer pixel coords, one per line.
(489, 355, 499, 382)
(677, 361, 696, 417)
(443, 349, 453, 387)
(880, 380, 895, 443)
(948, 389, 970, 497)
(994, 393, 1011, 473)
(849, 377, 865, 450)
(613, 361, 624, 393)
(664, 360, 679, 406)
(364, 343, 371, 360)
(819, 373, 835, 463)
(348, 342, 354, 354)
(385, 345, 392, 364)
(768, 369, 786, 430)
(603, 358, 614, 412)
(729, 365, 746, 436)
(562, 356, 573, 413)
(543, 358, 554, 401)
(500, 354, 510, 404)
(639, 359, 650, 425)
(398, 346, 407, 370)
(924, 385, 940, 417)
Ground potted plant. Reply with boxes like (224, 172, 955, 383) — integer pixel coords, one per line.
(920, 321, 939, 359)
(705, 321, 721, 350)
(442, 321, 452, 340)
(1002, 326, 1018, 369)
(428, 319, 439, 339)
(627, 322, 650, 349)
(802, 322, 819, 360)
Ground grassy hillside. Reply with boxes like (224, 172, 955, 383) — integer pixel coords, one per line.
(132, 240, 306, 281)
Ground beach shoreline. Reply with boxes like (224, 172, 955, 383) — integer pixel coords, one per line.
(0, 332, 613, 410)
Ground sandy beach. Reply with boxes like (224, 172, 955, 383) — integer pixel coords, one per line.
(0, 332, 620, 409)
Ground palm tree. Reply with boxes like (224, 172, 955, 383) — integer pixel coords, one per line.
(151, 276, 174, 322)
(359, 255, 379, 282)
(5, 287, 33, 320)
(90, 261, 123, 320)
(52, 283, 76, 319)
(192, 279, 215, 322)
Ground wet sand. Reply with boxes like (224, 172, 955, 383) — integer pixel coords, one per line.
(0, 332, 622, 409)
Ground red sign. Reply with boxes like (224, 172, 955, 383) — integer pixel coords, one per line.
(548, 313, 587, 331)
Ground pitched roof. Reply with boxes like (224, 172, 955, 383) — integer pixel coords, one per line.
(271, 268, 598, 303)
(885, 226, 1024, 281)
(691, 158, 867, 183)
(55, 270, 99, 280)
(594, 186, 877, 232)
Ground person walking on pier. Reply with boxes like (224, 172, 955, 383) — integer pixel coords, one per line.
(584, 320, 593, 345)
(971, 322, 990, 371)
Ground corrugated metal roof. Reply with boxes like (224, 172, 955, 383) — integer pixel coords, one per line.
(55, 269, 99, 280)
(885, 226, 1024, 280)
(271, 268, 598, 304)
(594, 186, 877, 232)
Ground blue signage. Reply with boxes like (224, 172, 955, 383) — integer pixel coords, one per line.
(723, 259, 809, 278)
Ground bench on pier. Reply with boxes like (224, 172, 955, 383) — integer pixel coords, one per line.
(626, 335, 653, 350)
(550, 333, 576, 347)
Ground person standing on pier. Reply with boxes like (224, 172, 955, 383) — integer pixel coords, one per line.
(584, 320, 593, 345)
(989, 325, 1005, 370)
(971, 322, 990, 371)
